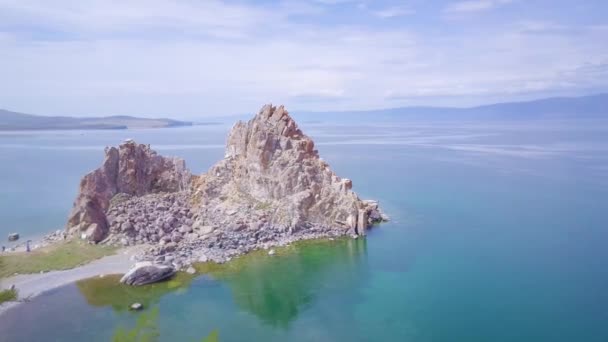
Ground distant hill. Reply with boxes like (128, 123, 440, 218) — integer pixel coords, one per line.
(0, 109, 193, 131)
(291, 93, 608, 122)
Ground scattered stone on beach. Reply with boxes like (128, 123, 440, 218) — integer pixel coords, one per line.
(186, 266, 196, 274)
(120, 262, 176, 286)
(268, 249, 276, 256)
(8, 233, 19, 242)
(130, 303, 143, 311)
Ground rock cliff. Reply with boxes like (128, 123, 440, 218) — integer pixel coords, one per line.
(192, 104, 373, 234)
(66, 105, 386, 265)
(67, 141, 190, 242)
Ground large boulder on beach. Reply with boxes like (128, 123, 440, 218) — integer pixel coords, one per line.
(120, 262, 176, 286)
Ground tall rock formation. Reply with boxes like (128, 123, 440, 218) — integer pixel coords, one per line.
(66, 105, 385, 258)
(192, 104, 370, 233)
(67, 141, 191, 242)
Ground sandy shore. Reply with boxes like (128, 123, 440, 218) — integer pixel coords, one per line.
(0, 246, 141, 316)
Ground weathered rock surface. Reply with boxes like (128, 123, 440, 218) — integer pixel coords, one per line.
(67, 140, 191, 242)
(66, 104, 387, 268)
(194, 104, 374, 235)
(120, 262, 176, 286)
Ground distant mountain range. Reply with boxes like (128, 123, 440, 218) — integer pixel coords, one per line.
(2, 93, 606, 130)
(0, 109, 193, 131)
(292, 93, 608, 122)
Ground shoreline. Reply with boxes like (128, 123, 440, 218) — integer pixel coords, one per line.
(0, 230, 365, 317)
(2, 229, 66, 253)
(0, 246, 141, 316)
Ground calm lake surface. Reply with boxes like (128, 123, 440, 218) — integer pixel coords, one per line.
(1, 118, 607, 341)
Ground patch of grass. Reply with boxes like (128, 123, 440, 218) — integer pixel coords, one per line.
(0, 239, 118, 279)
(254, 201, 272, 210)
(0, 288, 18, 304)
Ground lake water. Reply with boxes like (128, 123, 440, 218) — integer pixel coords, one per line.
(1, 118, 607, 341)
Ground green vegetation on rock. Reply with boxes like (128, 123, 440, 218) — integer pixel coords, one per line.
(253, 201, 273, 210)
(0, 287, 18, 304)
(0, 240, 117, 278)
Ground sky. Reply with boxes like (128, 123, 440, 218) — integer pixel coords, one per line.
(0, 0, 607, 118)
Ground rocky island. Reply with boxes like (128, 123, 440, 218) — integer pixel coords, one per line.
(66, 104, 387, 274)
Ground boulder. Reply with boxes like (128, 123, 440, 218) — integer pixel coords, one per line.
(179, 225, 192, 234)
(120, 262, 176, 286)
(130, 303, 143, 311)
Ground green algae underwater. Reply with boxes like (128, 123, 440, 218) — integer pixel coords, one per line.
(74, 237, 369, 341)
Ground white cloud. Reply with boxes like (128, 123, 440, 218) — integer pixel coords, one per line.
(310, 0, 358, 5)
(373, 6, 415, 18)
(444, 0, 512, 14)
(0, 0, 287, 39)
(0, 0, 606, 117)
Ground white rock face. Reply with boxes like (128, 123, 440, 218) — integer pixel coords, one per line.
(193, 104, 377, 234)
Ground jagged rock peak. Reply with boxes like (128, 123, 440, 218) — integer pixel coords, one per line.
(225, 104, 317, 161)
(66, 140, 191, 242)
(196, 104, 379, 234)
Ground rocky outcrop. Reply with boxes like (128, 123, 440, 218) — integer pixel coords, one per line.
(66, 104, 386, 267)
(120, 262, 176, 286)
(66, 140, 191, 242)
(192, 104, 379, 235)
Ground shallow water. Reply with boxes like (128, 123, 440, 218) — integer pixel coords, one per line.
(1, 118, 607, 341)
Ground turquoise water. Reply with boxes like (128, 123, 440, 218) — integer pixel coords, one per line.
(1, 119, 608, 341)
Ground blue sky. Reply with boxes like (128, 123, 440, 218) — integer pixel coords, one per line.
(0, 0, 607, 118)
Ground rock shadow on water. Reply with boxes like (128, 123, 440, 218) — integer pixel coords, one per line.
(194, 237, 369, 329)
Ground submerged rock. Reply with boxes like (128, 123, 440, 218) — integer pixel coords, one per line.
(120, 262, 176, 286)
(7, 233, 19, 242)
